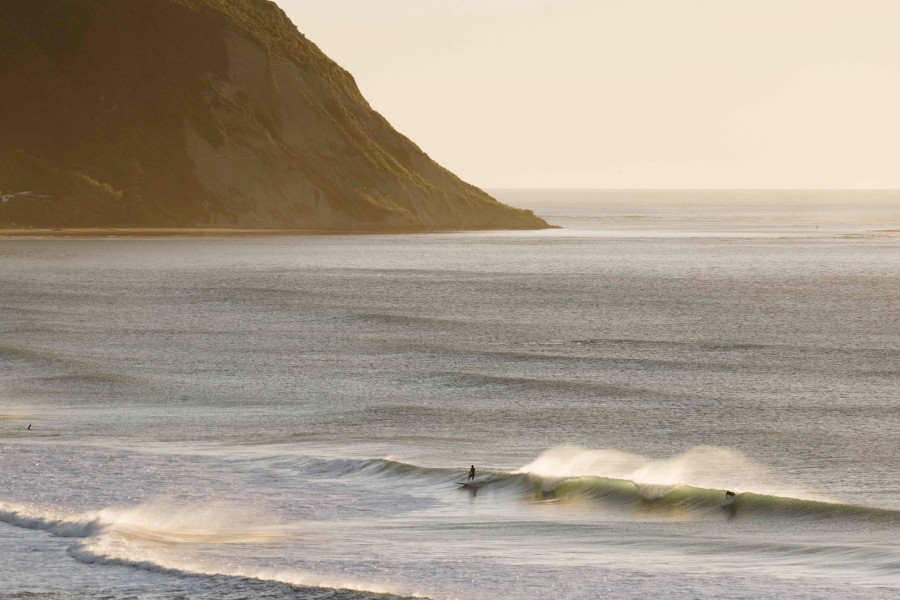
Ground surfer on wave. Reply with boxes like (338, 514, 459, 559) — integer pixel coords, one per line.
(468, 465, 476, 481)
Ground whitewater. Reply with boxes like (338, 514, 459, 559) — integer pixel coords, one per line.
(1, 190, 898, 599)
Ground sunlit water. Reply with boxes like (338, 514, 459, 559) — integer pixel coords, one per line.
(1, 190, 898, 599)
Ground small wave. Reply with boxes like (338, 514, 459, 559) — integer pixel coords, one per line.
(571, 338, 777, 351)
(348, 312, 467, 329)
(40, 372, 135, 385)
(0, 344, 138, 386)
(272, 454, 537, 494)
(432, 371, 653, 398)
(573, 337, 900, 356)
(0, 502, 107, 537)
(67, 540, 421, 598)
(0, 413, 28, 421)
(0, 501, 293, 542)
(0, 344, 51, 362)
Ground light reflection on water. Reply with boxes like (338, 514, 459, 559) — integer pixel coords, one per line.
(1, 193, 898, 599)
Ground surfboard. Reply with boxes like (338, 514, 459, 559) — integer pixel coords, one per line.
(457, 481, 480, 489)
(720, 494, 740, 507)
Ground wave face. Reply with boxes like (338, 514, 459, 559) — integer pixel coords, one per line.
(263, 446, 898, 524)
(514, 446, 899, 523)
(190, 446, 900, 525)
(515, 445, 822, 499)
(324, 447, 900, 524)
(543, 477, 900, 522)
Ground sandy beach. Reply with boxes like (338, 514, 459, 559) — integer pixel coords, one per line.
(0, 228, 349, 238)
(0, 226, 541, 237)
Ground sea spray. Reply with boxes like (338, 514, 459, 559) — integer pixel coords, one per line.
(0, 499, 427, 598)
(514, 445, 824, 501)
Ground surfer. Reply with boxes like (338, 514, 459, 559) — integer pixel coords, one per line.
(26, 423, 31, 431)
(725, 490, 736, 499)
(468, 465, 476, 481)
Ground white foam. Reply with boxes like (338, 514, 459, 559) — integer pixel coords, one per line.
(515, 445, 821, 499)
(70, 538, 435, 598)
(0, 501, 106, 537)
(0, 499, 441, 599)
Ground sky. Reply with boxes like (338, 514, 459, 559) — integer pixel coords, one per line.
(279, 1, 900, 189)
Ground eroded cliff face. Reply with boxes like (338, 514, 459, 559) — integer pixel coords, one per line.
(0, 0, 547, 231)
(183, 33, 346, 228)
(184, 32, 398, 229)
(186, 31, 543, 230)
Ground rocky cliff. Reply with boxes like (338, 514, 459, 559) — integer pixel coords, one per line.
(0, 0, 547, 230)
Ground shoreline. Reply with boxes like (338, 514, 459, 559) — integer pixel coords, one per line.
(0, 226, 554, 238)
(0, 228, 357, 238)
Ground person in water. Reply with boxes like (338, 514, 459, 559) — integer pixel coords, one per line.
(26, 423, 31, 431)
(468, 465, 476, 481)
(725, 490, 736, 499)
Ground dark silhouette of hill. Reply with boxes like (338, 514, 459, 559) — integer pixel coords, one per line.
(0, 0, 547, 231)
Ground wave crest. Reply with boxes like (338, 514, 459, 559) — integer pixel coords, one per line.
(515, 445, 815, 500)
(0, 500, 419, 598)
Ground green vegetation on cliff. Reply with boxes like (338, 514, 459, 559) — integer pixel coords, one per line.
(0, 0, 547, 230)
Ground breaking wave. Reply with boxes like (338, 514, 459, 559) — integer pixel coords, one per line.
(509, 446, 900, 522)
(279, 446, 900, 523)
(0, 500, 422, 599)
(2, 446, 897, 599)
(543, 477, 900, 521)
(228, 445, 900, 525)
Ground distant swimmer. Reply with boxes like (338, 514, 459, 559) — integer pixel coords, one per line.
(26, 423, 31, 431)
(468, 465, 476, 481)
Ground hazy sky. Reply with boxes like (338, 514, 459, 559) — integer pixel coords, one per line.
(281, 1, 900, 189)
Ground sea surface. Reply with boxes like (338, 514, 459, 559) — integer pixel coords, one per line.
(1, 189, 899, 599)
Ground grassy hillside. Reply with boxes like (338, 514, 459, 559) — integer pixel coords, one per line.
(0, 0, 546, 230)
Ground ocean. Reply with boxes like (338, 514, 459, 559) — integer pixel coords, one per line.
(1, 189, 898, 599)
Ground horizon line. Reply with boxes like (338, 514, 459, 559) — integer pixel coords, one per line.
(485, 187, 900, 192)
